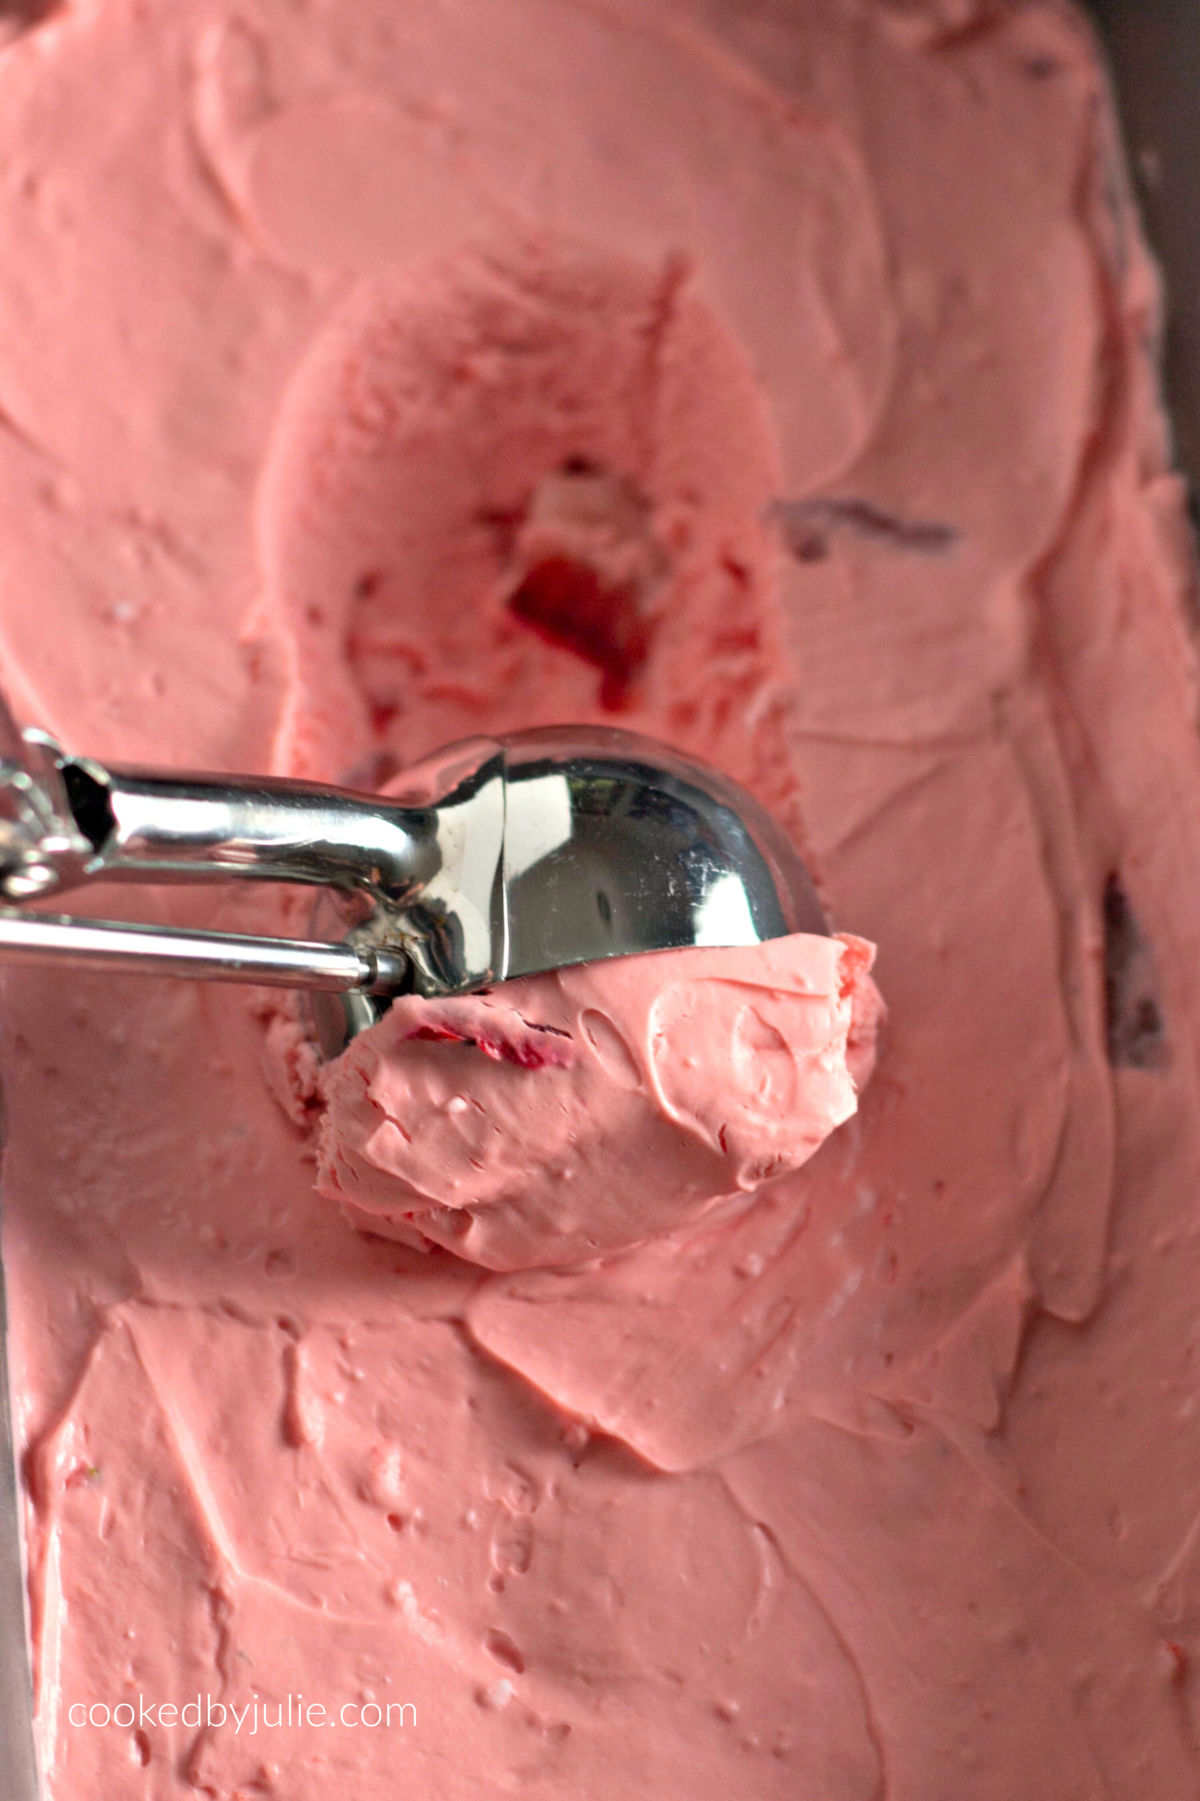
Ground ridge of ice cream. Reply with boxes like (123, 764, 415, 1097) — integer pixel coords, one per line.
(314, 933, 881, 1268)
(2, 1, 1200, 1797)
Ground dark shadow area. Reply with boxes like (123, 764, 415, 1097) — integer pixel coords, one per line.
(1087, 1, 1200, 501)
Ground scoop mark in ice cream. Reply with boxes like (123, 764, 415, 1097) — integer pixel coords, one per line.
(258, 236, 793, 796)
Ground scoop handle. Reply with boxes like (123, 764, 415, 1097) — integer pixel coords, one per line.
(0, 910, 408, 993)
(59, 759, 437, 899)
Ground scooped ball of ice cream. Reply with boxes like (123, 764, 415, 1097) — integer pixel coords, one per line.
(313, 933, 882, 1270)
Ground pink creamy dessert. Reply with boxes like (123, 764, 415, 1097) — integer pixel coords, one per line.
(2, 1, 1200, 1797)
(311, 934, 881, 1270)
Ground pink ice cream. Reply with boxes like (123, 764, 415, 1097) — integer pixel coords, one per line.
(314, 935, 880, 1269)
(2, 1, 1200, 1799)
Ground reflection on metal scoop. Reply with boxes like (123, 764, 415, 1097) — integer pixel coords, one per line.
(0, 689, 826, 1053)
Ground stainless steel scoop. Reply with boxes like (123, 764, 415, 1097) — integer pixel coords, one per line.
(0, 692, 826, 1049)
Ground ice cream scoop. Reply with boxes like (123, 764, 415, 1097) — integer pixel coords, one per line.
(0, 689, 825, 1049)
